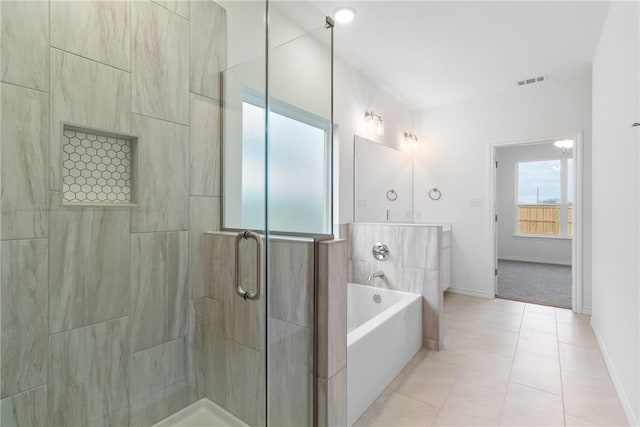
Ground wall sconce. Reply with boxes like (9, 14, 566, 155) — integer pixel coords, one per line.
(554, 139, 574, 155)
(365, 110, 384, 136)
(404, 132, 418, 147)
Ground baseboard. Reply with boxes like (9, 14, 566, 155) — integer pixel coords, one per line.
(498, 256, 571, 266)
(582, 306, 592, 315)
(590, 319, 638, 426)
(445, 286, 493, 299)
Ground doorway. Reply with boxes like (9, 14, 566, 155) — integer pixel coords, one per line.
(491, 136, 582, 311)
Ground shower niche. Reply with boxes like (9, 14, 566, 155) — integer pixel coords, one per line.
(60, 124, 137, 206)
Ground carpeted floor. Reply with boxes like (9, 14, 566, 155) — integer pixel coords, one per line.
(496, 260, 572, 308)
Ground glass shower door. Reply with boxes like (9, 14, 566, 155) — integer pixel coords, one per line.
(220, 4, 333, 426)
(265, 19, 333, 427)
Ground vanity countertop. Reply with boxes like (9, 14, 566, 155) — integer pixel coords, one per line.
(354, 222, 452, 232)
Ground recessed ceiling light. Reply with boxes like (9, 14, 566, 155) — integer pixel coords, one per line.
(554, 139, 574, 149)
(334, 6, 355, 24)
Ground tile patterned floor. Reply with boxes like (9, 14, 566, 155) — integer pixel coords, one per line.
(354, 293, 629, 427)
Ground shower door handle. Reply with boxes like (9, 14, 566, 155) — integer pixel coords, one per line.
(234, 230, 263, 301)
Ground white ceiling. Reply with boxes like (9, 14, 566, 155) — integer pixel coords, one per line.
(306, 1, 611, 110)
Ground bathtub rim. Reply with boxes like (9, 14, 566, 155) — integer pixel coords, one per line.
(347, 282, 422, 347)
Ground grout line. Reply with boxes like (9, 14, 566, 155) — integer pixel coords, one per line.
(149, 0, 189, 22)
(0, 237, 48, 243)
(509, 379, 563, 398)
(1, 384, 47, 401)
(50, 47, 130, 74)
(392, 390, 442, 410)
(130, 229, 189, 235)
(0, 80, 49, 95)
(495, 303, 526, 425)
(555, 307, 569, 426)
(47, 314, 129, 338)
(130, 111, 188, 128)
(189, 194, 221, 199)
(190, 90, 222, 104)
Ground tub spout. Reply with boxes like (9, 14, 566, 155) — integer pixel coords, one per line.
(367, 270, 385, 284)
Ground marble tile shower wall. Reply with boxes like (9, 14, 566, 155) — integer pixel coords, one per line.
(0, 1, 225, 426)
(346, 223, 444, 350)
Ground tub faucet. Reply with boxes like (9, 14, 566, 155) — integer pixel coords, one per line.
(367, 270, 385, 284)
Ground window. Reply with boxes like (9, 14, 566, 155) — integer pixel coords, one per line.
(240, 96, 331, 234)
(517, 159, 573, 237)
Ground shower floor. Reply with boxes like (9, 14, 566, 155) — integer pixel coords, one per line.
(152, 398, 248, 427)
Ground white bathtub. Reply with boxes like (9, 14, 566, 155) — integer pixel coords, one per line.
(347, 283, 422, 426)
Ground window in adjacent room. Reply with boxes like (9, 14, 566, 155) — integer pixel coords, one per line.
(516, 158, 573, 237)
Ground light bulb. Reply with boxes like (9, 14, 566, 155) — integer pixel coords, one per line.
(334, 7, 355, 24)
(376, 119, 384, 136)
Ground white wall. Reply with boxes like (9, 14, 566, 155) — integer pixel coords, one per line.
(496, 143, 572, 265)
(218, 1, 415, 230)
(414, 66, 592, 304)
(334, 57, 415, 225)
(591, 1, 640, 424)
(353, 136, 413, 223)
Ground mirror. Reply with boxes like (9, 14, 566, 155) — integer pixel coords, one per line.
(354, 135, 413, 222)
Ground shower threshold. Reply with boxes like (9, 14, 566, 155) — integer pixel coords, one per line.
(152, 398, 248, 427)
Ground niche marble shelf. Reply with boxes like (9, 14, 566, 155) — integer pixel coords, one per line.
(61, 125, 137, 206)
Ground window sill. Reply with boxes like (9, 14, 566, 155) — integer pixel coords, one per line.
(513, 234, 572, 241)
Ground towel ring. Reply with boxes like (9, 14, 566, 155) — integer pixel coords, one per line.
(428, 188, 441, 201)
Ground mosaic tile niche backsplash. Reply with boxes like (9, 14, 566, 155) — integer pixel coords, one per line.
(61, 126, 136, 205)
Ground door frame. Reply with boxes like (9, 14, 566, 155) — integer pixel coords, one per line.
(489, 132, 584, 313)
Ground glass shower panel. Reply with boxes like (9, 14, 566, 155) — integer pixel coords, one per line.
(266, 22, 333, 426)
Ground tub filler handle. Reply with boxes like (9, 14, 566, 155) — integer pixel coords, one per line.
(234, 230, 263, 301)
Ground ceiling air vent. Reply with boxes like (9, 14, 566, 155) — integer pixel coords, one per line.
(517, 75, 546, 86)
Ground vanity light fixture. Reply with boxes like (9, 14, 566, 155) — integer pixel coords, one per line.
(554, 139, 574, 155)
(365, 110, 384, 136)
(334, 6, 355, 24)
(404, 132, 419, 146)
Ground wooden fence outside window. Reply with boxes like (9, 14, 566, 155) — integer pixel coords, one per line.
(517, 204, 573, 236)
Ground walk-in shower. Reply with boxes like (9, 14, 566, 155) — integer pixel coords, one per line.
(0, 0, 334, 425)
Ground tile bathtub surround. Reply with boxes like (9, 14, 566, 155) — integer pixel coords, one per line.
(48, 192, 131, 333)
(355, 295, 629, 427)
(0, 84, 49, 240)
(132, 0, 189, 125)
(0, 0, 49, 91)
(1, 240, 48, 398)
(347, 223, 447, 350)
